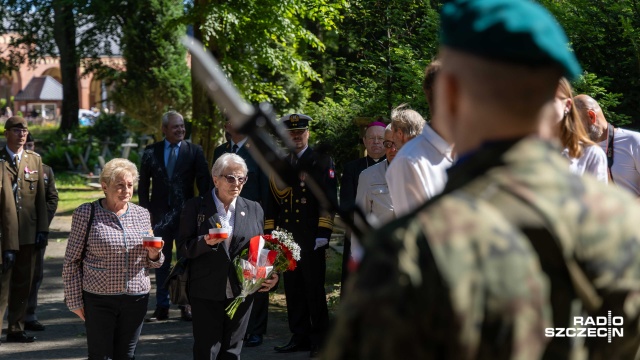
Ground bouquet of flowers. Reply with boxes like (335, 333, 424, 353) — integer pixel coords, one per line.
(225, 228, 301, 318)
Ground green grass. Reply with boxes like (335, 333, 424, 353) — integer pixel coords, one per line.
(56, 172, 139, 216)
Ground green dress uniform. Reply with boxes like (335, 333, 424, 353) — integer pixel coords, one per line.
(0, 147, 48, 334)
(0, 159, 20, 330)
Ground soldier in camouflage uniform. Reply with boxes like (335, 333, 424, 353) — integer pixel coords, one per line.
(325, 0, 640, 359)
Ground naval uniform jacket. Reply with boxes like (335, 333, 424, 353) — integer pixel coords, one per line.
(0, 148, 48, 245)
(265, 147, 337, 252)
(0, 160, 19, 260)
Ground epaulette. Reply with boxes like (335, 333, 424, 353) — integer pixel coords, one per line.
(25, 150, 40, 157)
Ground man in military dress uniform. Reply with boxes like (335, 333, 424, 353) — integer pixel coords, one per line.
(326, 0, 640, 359)
(0, 129, 20, 346)
(22, 133, 58, 331)
(266, 114, 337, 358)
(213, 120, 271, 347)
(0, 116, 48, 343)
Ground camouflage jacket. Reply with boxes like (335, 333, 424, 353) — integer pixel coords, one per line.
(325, 137, 640, 360)
(450, 138, 640, 359)
(325, 174, 551, 359)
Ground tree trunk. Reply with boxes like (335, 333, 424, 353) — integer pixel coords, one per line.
(53, 0, 79, 131)
(190, 0, 223, 166)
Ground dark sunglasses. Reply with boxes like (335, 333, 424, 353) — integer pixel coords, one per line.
(382, 140, 397, 149)
(221, 174, 248, 185)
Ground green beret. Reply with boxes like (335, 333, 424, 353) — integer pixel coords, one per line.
(440, 0, 582, 80)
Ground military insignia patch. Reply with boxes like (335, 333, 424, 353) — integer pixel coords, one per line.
(329, 169, 335, 179)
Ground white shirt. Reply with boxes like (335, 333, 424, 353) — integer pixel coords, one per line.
(386, 124, 453, 216)
(212, 189, 237, 253)
(353, 161, 394, 261)
(598, 128, 640, 196)
(562, 144, 608, 184)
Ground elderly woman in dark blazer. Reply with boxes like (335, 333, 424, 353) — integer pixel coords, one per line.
(179, 153, 278, 360)
(63, 158, 164, 360)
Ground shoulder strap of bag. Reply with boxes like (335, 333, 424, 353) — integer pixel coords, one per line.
(82, 202, 96, 259)
(606, 123, 616, 184)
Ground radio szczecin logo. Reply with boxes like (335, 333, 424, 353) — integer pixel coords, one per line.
(545, 311, 623, 343)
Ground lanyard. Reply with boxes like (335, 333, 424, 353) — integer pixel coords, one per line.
(606, 123, 615, 184)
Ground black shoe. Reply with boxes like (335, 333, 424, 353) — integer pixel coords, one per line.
(274, 339, 310, 353)
(310, 349, 321, 358)
(180, 305, 192, 321)
(145, 307, 169, 322)
(24, 321, 45, 331)
(245, 334, 263, 347)
(6, 332, 35, 343)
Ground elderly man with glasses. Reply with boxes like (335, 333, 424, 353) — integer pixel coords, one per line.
(351, 124, 398, 263)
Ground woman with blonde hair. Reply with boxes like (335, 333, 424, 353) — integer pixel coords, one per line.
(553, 77, 607, 183)
(63, 158, 164, 359)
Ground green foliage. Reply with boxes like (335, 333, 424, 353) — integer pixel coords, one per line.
(91, 0, 191, 139)
(333, 0, 441, 117)
(572, 72, 632, 127)
(186, 0, 344, 113)
(540, 0, 640, 126)
(86, 113, 128, 147)
(306, 89, 365, 173)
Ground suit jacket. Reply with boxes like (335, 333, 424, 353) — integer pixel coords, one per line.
(340, 155, 385, 212)
(179, 193, 264, 301)
(138, 140, 211, 235)
(42, 164, 58, 225)
(0, 148, 48, 245)
(265, 147, 337, 252)
(0, 160, 19, 260)
(213, 141, 270, 205)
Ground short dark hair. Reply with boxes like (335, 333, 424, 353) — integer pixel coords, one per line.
(422, 59, 441, 115)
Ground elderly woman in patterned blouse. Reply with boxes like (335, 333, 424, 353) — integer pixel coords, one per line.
(63, 158, 164, 360)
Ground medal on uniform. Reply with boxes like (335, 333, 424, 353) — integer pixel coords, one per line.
(301, 197, 307, 204)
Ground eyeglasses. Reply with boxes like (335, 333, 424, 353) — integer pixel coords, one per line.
(383, 140, 397, 149)
(10, 129, 28, 135)
(220, 174, 248, 185)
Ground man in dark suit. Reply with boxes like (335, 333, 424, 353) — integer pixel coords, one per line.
(338, 120, 386, 294)
(0, 116, 48, 343)
(213, 121, 270, 347)
(139, 110, 211, 322)
(23, 133, 58, 331)
(266, 114, 337, 358)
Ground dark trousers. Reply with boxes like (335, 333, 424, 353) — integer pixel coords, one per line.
(0, 244, 37, 333)
(25, 246, 46, 321)
(283, 248, 328, 348)
(83, 291, 148, 360)
(154, 228, 177, 309)
(246, 291, 268, 336)
(191, 296, 253, 360)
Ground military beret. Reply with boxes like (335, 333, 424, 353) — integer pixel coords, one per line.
(280, 114, 312, 130)
(440, 0, 582, 80)
(4, 116, 28, 130)
(26, 133, 34, 142)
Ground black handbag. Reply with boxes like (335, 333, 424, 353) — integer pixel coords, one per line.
(164, 257, 189, 306)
